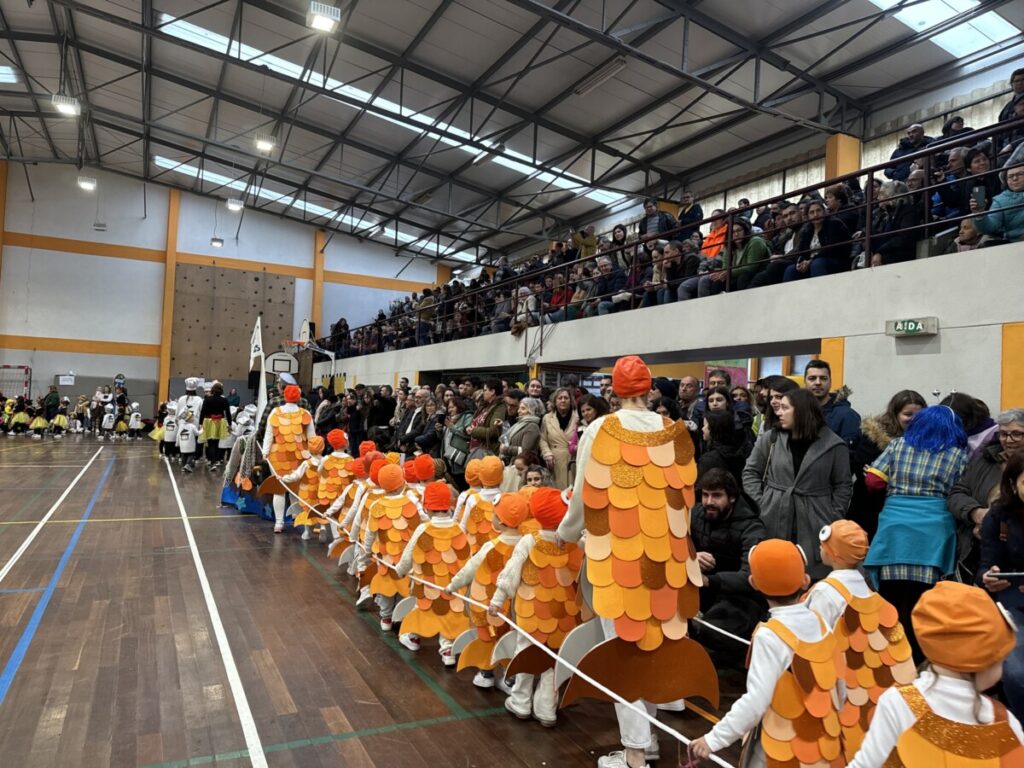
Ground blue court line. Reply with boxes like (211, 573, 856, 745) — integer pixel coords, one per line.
(0, 457, 115, 707)
(0, 588, 46, 595)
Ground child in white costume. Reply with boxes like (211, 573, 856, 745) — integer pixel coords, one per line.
(162, 403, 179, 459)
(176, 377, 204, 458)
(99, 403, 116, 440)
(128, 403, 144, 440)
(177, 414, 200, 472)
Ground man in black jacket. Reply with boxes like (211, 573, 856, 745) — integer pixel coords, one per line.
(638, 198, 677, 251)
(690, 468, 768, 665)
(884, 124, 933, 182)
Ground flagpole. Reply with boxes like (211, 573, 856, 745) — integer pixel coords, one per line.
(250, 316, 267, 425)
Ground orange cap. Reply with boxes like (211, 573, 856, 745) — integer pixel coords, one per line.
(465, 458, 483, 487)
(819, 521, 869, 567)
(402, 460, 418, 483)
(530, 487, 568, 530)
(612, 355, 652, 398)
(327, 429, 348, 450)
(362, 451, 383, 475)
(307, 435, 325, 455)
(379, 464, 405, 493)
(913, 581, 1017, 672)
(283, 384, 301, 403)
(350, 460, 368, 479)
(414, 454, 436, 483)
(479, 456, 504, 488)
(359, 440, 377, 457)
(494, 493, 529, 529)
(423, 481, 452, 512)
(749, 539, 807, 597)
(369, 459, 387, 485)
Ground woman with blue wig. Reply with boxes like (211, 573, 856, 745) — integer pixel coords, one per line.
(863, 405, 969, 662)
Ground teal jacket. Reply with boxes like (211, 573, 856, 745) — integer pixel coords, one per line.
(976, 189, 1024, 240)
(725, 235, 771, 277)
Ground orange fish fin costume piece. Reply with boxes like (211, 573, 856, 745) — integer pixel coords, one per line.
(458, 538, 519, 673)
(824, 577, 916, 760)
(883, 685, 1024, 768)
(267, 408, 313, 476)
(317, 453, 353, 509)
(400, 524, 472, 640)
(292, 459, 326, 528)
(757, 617, 844, 768)
(569, 413, 718, 707)
(514, 532, 587, 653)
(368, 495, 419, 598)
(465, 495, 498, 554)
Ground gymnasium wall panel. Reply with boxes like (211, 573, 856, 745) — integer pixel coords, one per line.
(323, 236, 437, 282)
(322, 281, 410, 329)
(293, 279, 313, 340)
(0, 349, 158, 399)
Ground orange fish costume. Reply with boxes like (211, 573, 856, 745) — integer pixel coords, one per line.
(260, 385, 315, 533)
(805, 521, 916, 759)
(460, 456, 502, 553)
(847, 581, 1023, 768)
(557, 356, 718, 720)
(317, 429, 353, 510)
(395, 481, 470, 665)
(283, 435, 325, 534)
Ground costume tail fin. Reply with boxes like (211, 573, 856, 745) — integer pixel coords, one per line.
(456, 638, 497, 672)
(560, 637, 719, 709)
(256, 476, 286, 497)
(505, 643, 555, 679)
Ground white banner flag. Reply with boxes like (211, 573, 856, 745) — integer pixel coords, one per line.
(249, 315, 264, 370)
(250, 316, 268, 427)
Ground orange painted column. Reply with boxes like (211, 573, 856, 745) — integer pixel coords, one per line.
(0, 160, 7, 292)
(312, 229, 325, 336)
(1002, 323, 1024, 409)
(825, 134, 862, 180)
(820, 337, 846, 388)
(158, 189, 180, 403)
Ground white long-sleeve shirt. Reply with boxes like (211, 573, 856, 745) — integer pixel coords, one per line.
(847, 670, 1024, 768)
(454, 486, 481, 524)
(490, 529, 559, 610)
(558, 407, 665, 544)
(704, 603, 830, 758)
(459, 486, 500, 530)
(282, 457, 321, 484)
(449, 531, 523, 592)
(804, 568, 874, 629)
(395, 515, 458, 577)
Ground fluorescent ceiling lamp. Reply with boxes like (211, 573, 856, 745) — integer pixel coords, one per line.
(210, 236, 224, 248)
(867, 0, 1020, 57)
(307, 2, 341, 33)
(472, 143, 505, 165)
(573, 56, 628, 97)
(226, 198, 244, 212)
(0, 66, 18, 84)
(153, 155, 475, 261)
(254, 132, 276, 153)
(52, 93, 80, 116)
(159, 14, 624, 207)
(77, 175, 97, 191)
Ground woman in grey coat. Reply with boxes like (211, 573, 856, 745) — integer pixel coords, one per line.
(743, 389, 853, 580)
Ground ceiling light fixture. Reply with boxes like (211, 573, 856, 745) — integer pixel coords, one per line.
(226, 198, 244, 212)
(210, 236, 224, 248)
(0, 66, 19, 84)
(254, 132, 276, 153)
(471, 143, 506, 166)
(52, 93, 80, 116)
(307, 1, 341, 33)
(77, 175, 96, 192)
(572, 56, 628, 97)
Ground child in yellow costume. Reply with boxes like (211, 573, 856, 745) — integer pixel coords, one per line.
(447, 492, 531, 692)
(460, 456, 503, 553)
(454, 458, 483, 525)
(489, 487, 585, 728)
(282, 435, 325, 541)
(559, 355, 716, 768)
(325, 440, 375, 554)
(805, 520, 916, 760)
(366, 464, 427, 633)
(690, 539, 843, 768)
(262, 385, 315, 533)
(315, 429, 353, 542)
(847, 581, 1023, 768)
(352, 457, 387, 603)
(395, 481, 470, 665)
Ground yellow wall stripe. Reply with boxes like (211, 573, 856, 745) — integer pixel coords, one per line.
(323, 269, 436, 293)
(1002, 323, 1024, 410)
(0, 334, 159, 358)
(176, 251, 314, 279)
(4, 231, 165, 263)
(158, 190, 180, 402)
(819, 337, 845, 389)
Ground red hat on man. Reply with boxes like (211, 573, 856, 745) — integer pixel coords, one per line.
(423, 481, 452, 512)
(327, 429, 348, 451)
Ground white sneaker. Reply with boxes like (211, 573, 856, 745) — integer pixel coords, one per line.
(597, 751, 649, 768)
(356, 586, 373, 608)
(273, 523, 284, 534)
(503, 697, 531, 720)
(301, 527, 311, 541)
(399, 633, 420, 652)
(380, 617, 393, 632)
(472, 671, 495, 689)
(440, 648, 456, 667)
(496, 674, 513, 695)
(656, 700, 685, 712)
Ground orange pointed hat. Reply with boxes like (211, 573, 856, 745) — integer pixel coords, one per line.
(350, 459, 368, 479)
(494, 493, 530, 530)
(402, 460, 418, 484)
(913, 581, 1016, 672)
(359, 440, 377, 457)
(327, 429, 348, 451)
(307, 435, 325, 455)
(748, 539, 807, 597)
(819, 520, 869, 567)
(369, 459, 387, 485)
(283, 384, 302, 403)
(465, 458, 483, 487)
(612, 355, 652, 398)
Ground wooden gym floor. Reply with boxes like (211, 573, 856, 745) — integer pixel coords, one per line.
(0, 437, 744, 767)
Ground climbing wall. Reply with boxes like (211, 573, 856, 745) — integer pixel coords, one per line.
(171, 264, 294, 380)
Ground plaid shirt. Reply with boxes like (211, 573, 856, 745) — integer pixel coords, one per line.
(870, 438, 968, 497)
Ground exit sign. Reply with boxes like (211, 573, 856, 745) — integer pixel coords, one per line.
(885, 317, 939, 337)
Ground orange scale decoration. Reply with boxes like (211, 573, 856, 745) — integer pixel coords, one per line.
(638, 507, 669, 538)
(608, 507, 642, 538)
(401, 523, 471, 640)
(611, 533, 645, 561)
(614, 614, 647, 643)
(513, 532, 586, 650)
(646, 441, 674, 468)
(619, 442, 650, 467)
(584, 460, 613, 490)
(642, 463, 668, 489)
(611, 557, 643, 588)
(608, 484, 639, 509)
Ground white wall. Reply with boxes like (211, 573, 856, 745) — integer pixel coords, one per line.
(0, 349, 158, 397)
(322, 281, 411, 329)
(317, 244, 1024, 414)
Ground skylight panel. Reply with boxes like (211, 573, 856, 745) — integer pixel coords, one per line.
(868, 0, 1021, 57)
(0, 66, 18, 83)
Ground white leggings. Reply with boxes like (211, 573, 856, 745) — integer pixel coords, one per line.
(600, 618, 656, 750)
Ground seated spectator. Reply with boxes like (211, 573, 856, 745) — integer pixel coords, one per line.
(936, 146, 969, 218)
(784, 199, 852, 280)
(695, 217, 770, 296)
(999, 68, 1024, 122)
(509, 286, 534, 336)
(640, 242, 668, 308)
(658, 239, 699, 304)
(999, 100, 1024, 158)
(947, 148, 1002, 217)
(638, 198, 677, 252)
(689, 468, 768, 663)
(885, 123, 933, 182)
(484, 289, 513, 334)
(571, 225, 597, 259)
(972, 162, 1024, 242)
(749, 201, 803, 288)
(565, 264, 596, 320)
(869, 181, 923, 266)
(946, 216, 993, 252)
(736, 198, 753, 219)
(941, 114, 973, 139)
(607, 224, 629, 268)
(752, 204, 772, 231)
(824, 184, 859, 234)
(589, 256, 627, 317)
(700, 210, 728, 259)
(677, 191, 703, 239)
(541, 272, 571, 323)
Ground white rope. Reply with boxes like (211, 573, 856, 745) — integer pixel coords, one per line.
(250, 438, 736, 766)
(693, 617, 752, 647)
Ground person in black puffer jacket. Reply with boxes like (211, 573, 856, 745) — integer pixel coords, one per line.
(698, 410, 747, 485)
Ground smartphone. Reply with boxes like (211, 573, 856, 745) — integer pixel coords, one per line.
(972, 184, 988, 209)
(996, 572, 1024, 583)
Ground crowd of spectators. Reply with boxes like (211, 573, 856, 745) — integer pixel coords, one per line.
(320, 75, 1024, 357)
(291, 361, 1024, 706)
